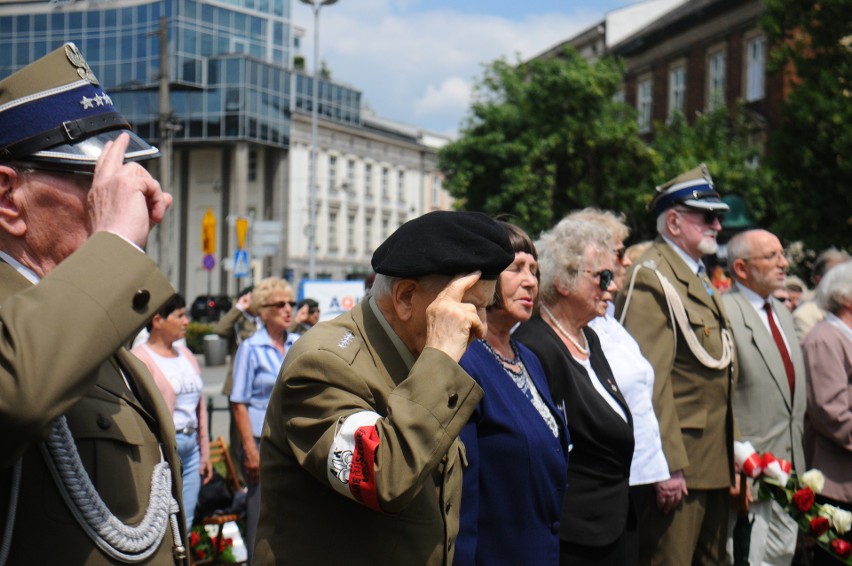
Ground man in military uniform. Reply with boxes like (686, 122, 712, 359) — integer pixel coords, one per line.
(0, 44, 185, 564)
(616, 165, 737, 565)
(254, 211, 514, 565)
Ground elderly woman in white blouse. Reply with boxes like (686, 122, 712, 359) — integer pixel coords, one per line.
(573, 209, 669, 560)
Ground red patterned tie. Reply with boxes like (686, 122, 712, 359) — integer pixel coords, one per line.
(764, 301, 795, 399)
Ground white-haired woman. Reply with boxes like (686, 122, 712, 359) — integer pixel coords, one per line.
(802, 261, 852, 566)
(515, 218, 634, 565)
(230, 277, 300, 560)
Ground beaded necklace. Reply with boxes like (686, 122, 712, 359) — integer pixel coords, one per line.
(478, 338, 520, 365)
(541, 304, 589, 356)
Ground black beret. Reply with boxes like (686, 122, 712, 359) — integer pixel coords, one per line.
(371, 211, 514, 280)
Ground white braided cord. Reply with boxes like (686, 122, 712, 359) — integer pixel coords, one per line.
(620, 261, 734, 370)
(41, 416, 180, 563)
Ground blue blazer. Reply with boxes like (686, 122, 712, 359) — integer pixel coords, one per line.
(455, 339, 570, 566)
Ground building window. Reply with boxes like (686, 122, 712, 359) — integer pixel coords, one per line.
(328, 210, 338, 252)
(364, 214, 373, 251)
(432, 176, 442, 207)
(381, 167, 389, 200)
(347, 213, 356, 252)
(708, 49, 726, 110)
(248, 149, 258, 181)
(637, 76, 653, 133)
(745, 35, 765, 102)
(381, 216, 390, 240)
(328, 155, 338, 192)
(397, 170, 405, 202)
(346, 159, 355, 193)
(668, 66, 685, 118)
(364, 163, 373, 196)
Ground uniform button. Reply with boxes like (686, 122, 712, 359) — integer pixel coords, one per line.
(96, 415, 111, 430)
(445, 501, 452, 513)
(448, 393, 459, 408)
(132, 289, 151, 311)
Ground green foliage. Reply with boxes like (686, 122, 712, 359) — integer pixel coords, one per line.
(439, 47, 656, 239)
(651, 105, 777, 232)
(186, 322, 215, 354)
(762, 0, 852, 250)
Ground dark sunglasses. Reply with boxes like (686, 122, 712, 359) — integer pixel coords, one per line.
(584, 269, 615, 291)
(677, 207, 725, 226)
(615, 247, 626, 261)
(262, 301, 297, 310)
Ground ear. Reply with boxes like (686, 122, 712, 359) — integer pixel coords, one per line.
(666, 209, 681, 235)
(390, 279, 419, 322)
(150, 313, 165, 330)
(0, 166, 26, 237)
(731, 258, 749, 282)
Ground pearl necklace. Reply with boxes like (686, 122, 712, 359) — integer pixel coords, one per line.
(541, 304, 589, 356)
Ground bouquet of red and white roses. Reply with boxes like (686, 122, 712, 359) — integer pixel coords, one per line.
(735, 441, 852, 564)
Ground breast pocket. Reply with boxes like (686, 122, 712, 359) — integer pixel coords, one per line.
(686, 308, 722, 356)
(48, 389, 159, 523)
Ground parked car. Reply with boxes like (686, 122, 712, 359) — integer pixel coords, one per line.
(190, 294, 233, 323)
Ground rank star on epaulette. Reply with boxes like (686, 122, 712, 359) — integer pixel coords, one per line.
(93, 93, 104, 106)
(80, 95, 94, 109)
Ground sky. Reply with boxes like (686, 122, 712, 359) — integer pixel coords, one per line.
(292, 0, 636, 139)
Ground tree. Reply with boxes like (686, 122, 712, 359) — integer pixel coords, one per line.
(651, 105, 777, 238)
(762, 0, 852, 251)
(439, 47, 655, 238)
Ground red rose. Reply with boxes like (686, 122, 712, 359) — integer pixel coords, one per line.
(831, 539, 852, 559)
(189, 531, 201, 546)
(195, 548, 206, 560)
(810, 516, 830, 536)
(793, 487, 815, 512)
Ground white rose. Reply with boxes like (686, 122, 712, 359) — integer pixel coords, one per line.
(831, 508, 852, 535)
(801, 469, 825, 494)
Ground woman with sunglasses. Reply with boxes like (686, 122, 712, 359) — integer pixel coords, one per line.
(230, 276, 300, 561)
(515, 218, 634, 566)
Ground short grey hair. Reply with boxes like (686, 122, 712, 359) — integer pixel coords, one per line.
(537, 218, 611, 305)
(567, 207, 629, 245)
(816, 261, 852, 314)
(369, 273, 451, 301)
(813, 247, 851, 282)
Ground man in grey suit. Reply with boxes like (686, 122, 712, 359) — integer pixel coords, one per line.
(724, 229, 806, 566)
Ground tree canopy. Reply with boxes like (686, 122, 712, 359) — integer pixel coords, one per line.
(762, 0, 852, 250)
(438, 48, 655, 239)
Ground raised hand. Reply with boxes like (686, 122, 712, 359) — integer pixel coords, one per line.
(424, 271, 488, 362)
(87, 132, 172, 248)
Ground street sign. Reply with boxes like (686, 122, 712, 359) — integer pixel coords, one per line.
(202, 253, 216, 271)
(202, 208, 216, 255)
(252, 221, 283, 246)
(236, 217, 249, 250)
(234, 249, 250, 278)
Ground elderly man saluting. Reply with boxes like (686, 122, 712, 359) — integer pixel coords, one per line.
(254, 211, 514, 565)
(0, 45, 183, 563)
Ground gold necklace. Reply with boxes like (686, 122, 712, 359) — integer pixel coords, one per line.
(541, 304, 589, 356)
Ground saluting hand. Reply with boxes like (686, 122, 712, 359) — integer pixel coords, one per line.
(424, 271, 487, 363)
(87, 132, 172, 248)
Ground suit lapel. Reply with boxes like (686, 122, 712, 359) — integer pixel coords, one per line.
(658, 243, 718, 313)
(357, 302, 410, 387)
(733, 291, 792, 410)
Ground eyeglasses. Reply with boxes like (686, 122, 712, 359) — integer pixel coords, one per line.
(14, 162, 95, 178)
(262, 301, 297, 310)
(615, 247, 626, 261)
(308, 308, 319, 315)
(583, 269, 615, 291)
(676, 207, 725, 226)
(743, 250, 787, 263)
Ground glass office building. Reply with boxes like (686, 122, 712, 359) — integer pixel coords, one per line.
(0, 0, 362, 148)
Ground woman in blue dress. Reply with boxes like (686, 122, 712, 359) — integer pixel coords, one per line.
(455, 221, 570, 566)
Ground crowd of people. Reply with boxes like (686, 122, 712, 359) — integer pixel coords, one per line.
(0, 43, 849, 566)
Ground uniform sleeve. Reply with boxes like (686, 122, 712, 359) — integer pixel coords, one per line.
(280, 346, 482, 514)
(802, 331, 852, 450)
(0, 233, 174, 469)
(616, 267, 689, 473)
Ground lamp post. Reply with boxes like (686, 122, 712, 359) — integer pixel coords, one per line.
(300, 0, 337, 280)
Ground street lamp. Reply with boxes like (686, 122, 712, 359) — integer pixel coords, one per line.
(300, 0, 338, 280)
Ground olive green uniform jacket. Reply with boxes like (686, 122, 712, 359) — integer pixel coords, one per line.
(0, 233, 186, 565)
(254, 299, 483, 565)
(615, 239, 736, 489)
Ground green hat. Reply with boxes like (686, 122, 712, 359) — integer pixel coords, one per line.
(0, 43, 159, 170)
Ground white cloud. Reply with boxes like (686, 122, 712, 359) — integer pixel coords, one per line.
(294, 3, 603, 136)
